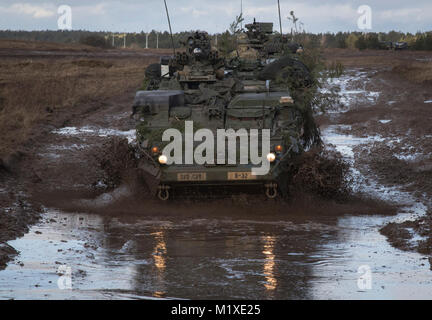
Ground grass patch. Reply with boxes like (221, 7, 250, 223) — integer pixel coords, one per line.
(392, 61, 432, 84)
(0, 53, 157, 157)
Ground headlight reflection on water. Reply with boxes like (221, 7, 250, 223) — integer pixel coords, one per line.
(262, 235, 277, 292)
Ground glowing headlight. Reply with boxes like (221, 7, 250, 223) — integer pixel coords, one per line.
(267, 153, 276, 163)
(158, 155, 168, 165)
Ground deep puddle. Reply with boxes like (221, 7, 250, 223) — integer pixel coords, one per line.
(1, 199, 430, 300)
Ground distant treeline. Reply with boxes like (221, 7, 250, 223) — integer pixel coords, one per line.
(294, 31, 432, 51)
(1, 29, 432, 51)
(0, 30, 196, 49)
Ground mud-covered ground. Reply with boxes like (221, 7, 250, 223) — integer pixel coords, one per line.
(0, 46, 432, 299)
(322, 49, 432, 257)
(0, 41, 163, 269)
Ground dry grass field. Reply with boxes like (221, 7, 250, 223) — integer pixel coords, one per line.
(0, 40, 164, 158)
(324, 48, 432, 84)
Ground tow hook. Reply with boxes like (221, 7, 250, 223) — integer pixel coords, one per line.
(157, 185, 171, 201)
(265, 183, 278, 199)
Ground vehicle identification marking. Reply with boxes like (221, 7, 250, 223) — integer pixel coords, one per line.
(177, 173, 207, 181)
(227, 172, 257, 180)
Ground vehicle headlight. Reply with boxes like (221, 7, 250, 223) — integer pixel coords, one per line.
(158, 155, 168, 165)
(267, 153, 276, 163)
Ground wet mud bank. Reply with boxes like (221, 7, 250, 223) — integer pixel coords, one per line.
(318, 59, 432, 261)
(0, 84, 140, 269)
(0, 172, 42, 270)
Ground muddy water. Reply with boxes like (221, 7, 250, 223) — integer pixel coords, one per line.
(1, 70, 432, 300)
(2, 142, 431, 300)
(1, 198, 431, 300)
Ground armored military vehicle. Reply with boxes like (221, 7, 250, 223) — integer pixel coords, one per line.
(133, 89, 312, 200)
(132, 30, 319, 200)
(394, 42, 409, 50)
(378, 41, 409, 51)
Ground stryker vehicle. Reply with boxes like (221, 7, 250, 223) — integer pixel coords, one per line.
(378, 41, 409, 51)
(133, 89, 309, 200)
(394, 42, 409, 50)
(132, 30, 319, 200)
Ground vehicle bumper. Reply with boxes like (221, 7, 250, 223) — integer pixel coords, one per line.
(159, 164, 277, 186)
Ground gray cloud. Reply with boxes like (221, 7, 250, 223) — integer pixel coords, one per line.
(0, 0, 431, 33)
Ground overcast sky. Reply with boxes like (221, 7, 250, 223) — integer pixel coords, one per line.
(0, 0, 431, 33)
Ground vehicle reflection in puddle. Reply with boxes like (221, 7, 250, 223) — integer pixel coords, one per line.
(0, 207, 431, 300)
(262, 235, 277, 294)
(151, 230, 167, 298)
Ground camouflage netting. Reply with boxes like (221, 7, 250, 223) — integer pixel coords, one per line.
(289, 147, 352, 199)
(258, 56, 313, 88)
(265, 56, 322, 148)
(184, 78, 242, 106)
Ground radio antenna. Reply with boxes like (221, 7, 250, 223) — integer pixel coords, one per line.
(241, 0, 243, 30)
(277, 0, 283, 35)
(164, 0, 176, 55)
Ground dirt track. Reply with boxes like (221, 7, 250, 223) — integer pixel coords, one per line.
(1, 46, 432, 299)
(322, 49, 432, 256)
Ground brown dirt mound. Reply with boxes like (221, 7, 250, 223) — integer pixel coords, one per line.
(0, 244, 18, 270)
(0, 172, 42, 270)
(380, 211, 432, 255)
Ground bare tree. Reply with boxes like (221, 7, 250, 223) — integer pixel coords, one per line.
(229, 13, 244, 35)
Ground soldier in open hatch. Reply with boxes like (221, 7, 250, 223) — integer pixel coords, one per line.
(226, 20, 311, 91)
(136, 31, 241, 116)
(132, 29, 320, 200)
